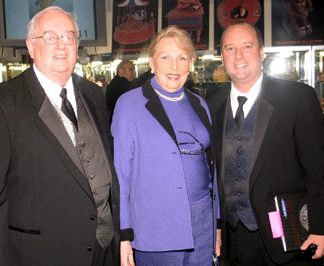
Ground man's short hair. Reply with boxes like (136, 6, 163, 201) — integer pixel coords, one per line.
(27, 6, 79, 39)
(117, 61, 134, 75)
(220, 22, 263, 52)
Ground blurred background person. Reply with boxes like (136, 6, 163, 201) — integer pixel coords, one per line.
(111, 25, 220, 266)
(105, 60, 136, 117)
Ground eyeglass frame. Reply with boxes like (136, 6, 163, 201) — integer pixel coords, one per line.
(178, 130, 205, 155)
(32, 31, 79, 45)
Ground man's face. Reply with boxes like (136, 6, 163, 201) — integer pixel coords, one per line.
(26, 10, 79, 85)
(221, 24, 264, 92)
(120, 62, 136, 82)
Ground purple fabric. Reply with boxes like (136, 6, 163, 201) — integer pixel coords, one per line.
(134, 194, 213, 265)
(151, 78, 212, 203)
(111, 79, 216, 251)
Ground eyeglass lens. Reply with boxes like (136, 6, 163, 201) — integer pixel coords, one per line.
(43, 32, 77, 44)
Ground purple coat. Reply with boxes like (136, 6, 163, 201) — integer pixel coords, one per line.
(111, 80, 219, 251)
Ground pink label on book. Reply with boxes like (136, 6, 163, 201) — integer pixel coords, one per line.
(268, 211, 284, 238)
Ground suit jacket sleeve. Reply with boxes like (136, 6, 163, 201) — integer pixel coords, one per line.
(295, 86, 324, 234)
(0, 107, 11, 265)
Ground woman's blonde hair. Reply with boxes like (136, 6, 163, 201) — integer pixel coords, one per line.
(148, 25, 196, 61)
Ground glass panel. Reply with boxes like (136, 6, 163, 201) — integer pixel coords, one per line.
(263, 47, 311, 85)
(314, 49, 324, 112)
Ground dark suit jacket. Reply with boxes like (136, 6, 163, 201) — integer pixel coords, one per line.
(207, 74, 324, 264)
(0, 67, 120, 266)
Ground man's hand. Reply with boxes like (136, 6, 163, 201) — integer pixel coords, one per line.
(121, 240, 135, 266)
(300, 234, 324, 259)
(216, 229, 222, 257)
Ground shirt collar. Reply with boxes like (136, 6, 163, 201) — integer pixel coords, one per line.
(230, 73, 263, 118)
(33, 64, 76, 112)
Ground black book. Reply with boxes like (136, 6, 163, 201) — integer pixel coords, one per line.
(274, 193, 309, 252)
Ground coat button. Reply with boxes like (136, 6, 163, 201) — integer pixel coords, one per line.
(87, 247, 93, 252)
(90, 215, 96, 220)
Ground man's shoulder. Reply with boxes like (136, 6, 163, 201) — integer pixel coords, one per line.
(106, 75, 129, 91)
(206, 83, 230, 109)
(0, 69, 29, 100)
(262, 74, 315, 100)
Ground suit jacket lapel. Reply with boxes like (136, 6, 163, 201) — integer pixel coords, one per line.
(249, 76, 280, 189)
(142, 80, 215, 148)
(37, 97, 85, 174)
(25, 68, 93, 199)
(185, 90, 213, 138)
(142, 80, 178, 145)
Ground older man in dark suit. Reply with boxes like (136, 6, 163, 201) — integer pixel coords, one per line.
(0, 6, 120, 266)
(207, 22, 324, 265)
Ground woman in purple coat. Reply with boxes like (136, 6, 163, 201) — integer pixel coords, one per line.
(111, 26, 221, 266)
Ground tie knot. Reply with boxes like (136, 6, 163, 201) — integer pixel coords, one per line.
(60, 88, 67, 99)
(237, 96, 247, 107)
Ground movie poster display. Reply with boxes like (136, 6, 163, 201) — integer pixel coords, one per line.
(272, 0, 324, 46)
(112, 0, 158, 54)
(214, 0, 264, 50)
(162, 0, 209, 51)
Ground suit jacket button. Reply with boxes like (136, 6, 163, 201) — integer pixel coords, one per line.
(87, 247, 93, 252)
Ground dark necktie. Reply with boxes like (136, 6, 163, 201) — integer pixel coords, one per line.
(235, 96, 247, 129)
(60, 88, 78, 130)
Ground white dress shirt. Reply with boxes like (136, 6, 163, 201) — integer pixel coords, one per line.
(33, 64, 77, 117)
(33, 64, 77, 145)
(230, 73, 263, 118)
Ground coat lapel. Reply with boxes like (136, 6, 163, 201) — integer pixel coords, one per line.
(249, 76, 280, 189)
(142, 80, 178, 145)
(25, 68, 93, 199)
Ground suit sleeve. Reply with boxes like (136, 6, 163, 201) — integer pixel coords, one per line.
(295, 86, 324, 235)
(0, 109, 11, 265)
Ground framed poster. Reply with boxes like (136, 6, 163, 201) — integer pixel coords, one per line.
(272, 0, 324, 46)
(112, 0, 158, 54)
(214, 0, 264, 50)
(162, 0, 209, 51)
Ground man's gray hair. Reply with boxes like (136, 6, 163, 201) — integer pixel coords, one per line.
(27, 6, 79, 39)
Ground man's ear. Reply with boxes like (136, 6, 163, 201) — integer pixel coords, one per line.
(26, 39, 35, 59)
(118, 68, 124, 77)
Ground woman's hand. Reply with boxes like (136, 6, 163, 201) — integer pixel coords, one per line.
(121, 240, 135, 266)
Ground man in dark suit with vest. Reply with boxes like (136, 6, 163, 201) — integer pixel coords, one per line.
(0, 6, 120, 266)
(207, 22, 324, 265)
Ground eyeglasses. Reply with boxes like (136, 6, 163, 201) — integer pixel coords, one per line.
(178, 131, 205, 155)
(32, 32, 78, 45)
